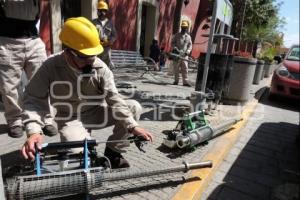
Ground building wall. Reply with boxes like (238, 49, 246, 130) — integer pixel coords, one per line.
(109, 0, 138, 50)
(40, 0, 52, 55)
(40, 0, 213, 58)
(108, 0, 178, 52)
(181, 0, 211, 58)
(156, 0, 177, 52)
(157, 0, 211, 58)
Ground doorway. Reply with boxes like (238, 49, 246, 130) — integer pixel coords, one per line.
(61, 0, 81, 22)
(139, 2, 157, 56)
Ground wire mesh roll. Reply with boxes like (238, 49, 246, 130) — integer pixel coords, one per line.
(6, 168, 104, 200)
(6, 161, 212, 200)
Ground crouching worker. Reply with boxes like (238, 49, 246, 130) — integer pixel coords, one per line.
(21, 17, 153, 169)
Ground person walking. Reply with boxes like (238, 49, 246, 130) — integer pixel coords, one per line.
(149, 39, 160, 71)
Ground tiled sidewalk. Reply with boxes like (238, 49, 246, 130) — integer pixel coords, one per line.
(0, 70, 273, 199)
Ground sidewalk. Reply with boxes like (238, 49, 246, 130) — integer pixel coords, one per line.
(199, 90, 299, 200)
(0, 69, 272, 200)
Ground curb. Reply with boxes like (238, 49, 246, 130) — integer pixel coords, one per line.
(171, 88, 267, 200)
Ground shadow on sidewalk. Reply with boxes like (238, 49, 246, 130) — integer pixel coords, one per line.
(206, 122, 300, 200)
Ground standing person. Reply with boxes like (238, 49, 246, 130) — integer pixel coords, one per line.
(21, 17, 153, 169)
(149, 39, 160, 71)
(92, 0, 117, 68)
(171, 20, 192, 87)
(0, 0, 56, 138)
(159, 46, 166, 72)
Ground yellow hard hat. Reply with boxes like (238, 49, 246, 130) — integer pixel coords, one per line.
(97, 1, 109, 10)
(181, 20, 189, 28)
(59, 17, 103, 56)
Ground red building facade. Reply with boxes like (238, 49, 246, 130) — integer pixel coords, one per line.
(41, 0, 212, 59)
(108, 0, 211, 58)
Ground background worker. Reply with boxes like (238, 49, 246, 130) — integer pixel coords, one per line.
(0, 0, 56, 138)
(149, 39, 160, 71)
(21, 17, 153, 169)
(92, 0, 117, 68)
(171, 20, 193, 87)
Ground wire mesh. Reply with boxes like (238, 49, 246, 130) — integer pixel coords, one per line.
(5, 161, 211, 199)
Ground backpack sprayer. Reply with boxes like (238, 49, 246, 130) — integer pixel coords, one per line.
(1, 137, 212, 200)
(163, 110, 242, 149)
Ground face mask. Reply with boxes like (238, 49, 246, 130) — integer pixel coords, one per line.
(98, 11, 107, 19)
(81, 65, 93, 74)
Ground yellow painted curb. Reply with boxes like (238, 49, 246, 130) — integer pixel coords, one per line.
(171, 99, 259, 200)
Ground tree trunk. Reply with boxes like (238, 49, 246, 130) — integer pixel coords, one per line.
(173, 0, 184, 34)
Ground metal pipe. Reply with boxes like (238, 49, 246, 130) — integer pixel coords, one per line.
(102, 161, 213, 182)
(177, 126, 213, 148)
(212, 117, 242, 137)
(167, 53, 199, 65)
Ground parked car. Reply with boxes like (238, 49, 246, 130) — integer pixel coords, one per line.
(270, 44, 300, 99)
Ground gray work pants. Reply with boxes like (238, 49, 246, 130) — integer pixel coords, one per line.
(0, 36, 51, 128)
(57, 100, 142, 153)
(173, 57, 189, 84)
(99, 47, 114, 68)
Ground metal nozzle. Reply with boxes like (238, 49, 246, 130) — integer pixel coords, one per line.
(177, 137, 191, 149)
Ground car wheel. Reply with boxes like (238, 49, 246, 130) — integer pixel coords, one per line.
(268, 92, 277, 101)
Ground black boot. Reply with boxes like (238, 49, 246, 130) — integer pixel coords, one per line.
(42, 125, 58, 137)
(183, 83, 192, 87)
(104, 147, 130, 169)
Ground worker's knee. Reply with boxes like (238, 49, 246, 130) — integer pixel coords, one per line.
(125, 100, 142, 120)
(59, 120, 91, 153)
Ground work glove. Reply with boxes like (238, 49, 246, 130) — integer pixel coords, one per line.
(172, 47, 180, 54)
(101, 39, 112, 47)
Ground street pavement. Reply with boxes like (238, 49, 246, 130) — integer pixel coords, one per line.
(201, 91, 299, 200)
(1, 68, 298, 200)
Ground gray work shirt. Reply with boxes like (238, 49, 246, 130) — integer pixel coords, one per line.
(171, 32, 193, 54)
(23, 52, 138, 135)
(92, 18, 117, 45)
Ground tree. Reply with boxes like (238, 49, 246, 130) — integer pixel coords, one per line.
(173, 0, 184, 34)
(230, 0, 283, 39)
(243, 16, 285, 45)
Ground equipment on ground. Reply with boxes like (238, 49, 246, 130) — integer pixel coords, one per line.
(163, 110, 242, 149)
(1, 137, 213, 200)
(116, 81, 137, 89)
